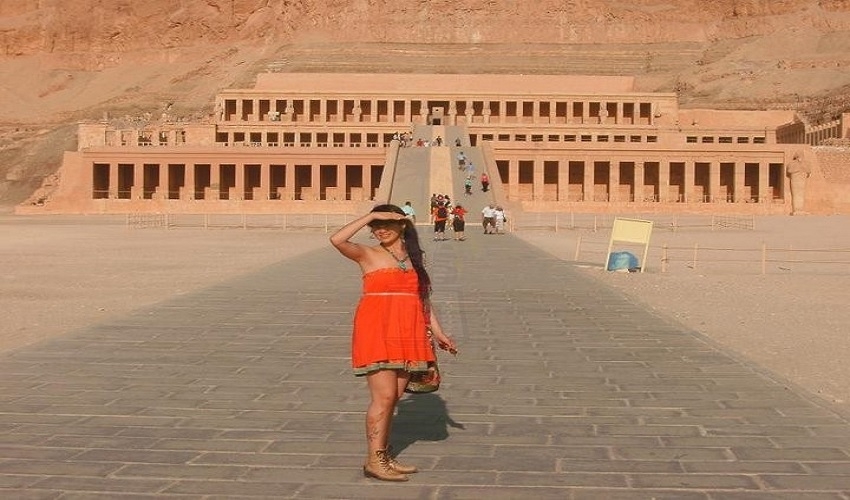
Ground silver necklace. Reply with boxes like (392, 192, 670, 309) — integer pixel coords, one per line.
(381, 245, 409, 271)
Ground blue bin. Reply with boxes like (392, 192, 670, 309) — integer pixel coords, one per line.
(607, 251, 639, 272)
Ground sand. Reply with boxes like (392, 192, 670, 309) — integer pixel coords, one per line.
(515, 214, 850, 416)
(2, 213, 849, 418)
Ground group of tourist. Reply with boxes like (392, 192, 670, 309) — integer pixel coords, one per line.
(481, 203, 507, 234)
(392, 131, 444, 148)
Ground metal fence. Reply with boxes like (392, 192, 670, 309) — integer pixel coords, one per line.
(127, 213, 355, 231)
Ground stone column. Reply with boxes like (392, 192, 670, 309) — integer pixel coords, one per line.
(584, 159, 594, 201)
(582, 100, 589, 124)
(404, 100, 412, 123)
(109, 163, 119, 199)
(260, 164, 270, 200)
(634, 161, 644, 202)
(448, 101, 457, 125)
(235, 163, 245, 200)
(508, 160, 519, 201)
(309, 163, 319, 200)
(558, 161, 569, 201)
(320, 99, 327, 123)
(565, 100, 572, 124)
(607, 162, 618, 202)
(465, 100, 473, 124)
(285, 163, 295, 200)
(483, 102, 491, 124)
(532, 101, 540, 124)
(252, 99, 259, 121)
(733, 162, 745, 203)
(659, 161, 670, 203)
(709, 161, 720, 203)
(683, 161, 694, 203)
(533, 159, 544, 201)
(336, 164, 346, 201)
(236, 99, 244, 121)
(363, 165, 373, 200)
(185, 163, 196, 200)
(159, 164, 170, 200)
(209, 163, 221, 200)
(758, 162, 770, 203)
(499, 100, 506, 124)
(131, 163, 143, 199)
(615, 102, 623, 125)
(370, 99, 378, 123)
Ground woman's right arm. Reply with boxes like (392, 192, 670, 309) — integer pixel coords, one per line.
(329, 213, 376, 262)
(330, 211, 405, 262)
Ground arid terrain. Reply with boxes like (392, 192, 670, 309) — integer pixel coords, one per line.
(2, 215, 850, 419)
(2, 2, 850, 418)
(2, 0, 850, 208)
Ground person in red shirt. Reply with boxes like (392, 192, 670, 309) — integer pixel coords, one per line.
(432, 202, 449, 241)
(451, 204, 468, 241)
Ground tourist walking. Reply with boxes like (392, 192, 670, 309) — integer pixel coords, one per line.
(401, 201, 416, 224)
(432, 202, 450, 241)
(329, 204, 457, 482)
(481, 203, 496, 234)
(456, 151, 467, 170)
(480, 172, 490, 192)
(494, 206, 507, 234)
(451, 204, 468, 240)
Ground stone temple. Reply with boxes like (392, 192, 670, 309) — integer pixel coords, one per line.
(19, 73, 850, 216)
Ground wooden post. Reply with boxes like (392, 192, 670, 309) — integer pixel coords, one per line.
(761, 242, 767, 275)
(574, 235, 582, 261)
(693, 243, 698, 270)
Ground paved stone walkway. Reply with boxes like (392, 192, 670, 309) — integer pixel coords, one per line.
(1, 229, 850, 499)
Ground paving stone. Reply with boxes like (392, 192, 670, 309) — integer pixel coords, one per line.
(1, 232, 849, 497)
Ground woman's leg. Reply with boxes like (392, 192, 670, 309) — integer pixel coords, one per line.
(365, 370, 400, 455)
(363, 369, 412, 481)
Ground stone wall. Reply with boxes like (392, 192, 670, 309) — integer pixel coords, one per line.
(806, 148, 850, 213)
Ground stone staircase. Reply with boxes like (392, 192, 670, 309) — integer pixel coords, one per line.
(386, 125, 502, 223)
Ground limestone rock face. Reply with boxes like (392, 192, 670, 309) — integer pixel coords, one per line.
(3, 0, 850, 57)
(2, 0, 850, 206)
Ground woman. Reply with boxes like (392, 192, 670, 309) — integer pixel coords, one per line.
(494, 206, 507, 234)
(451, 204, 467, 241)
(330, 204, 457, 482)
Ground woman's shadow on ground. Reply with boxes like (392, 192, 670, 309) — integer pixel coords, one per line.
(391, 392, 465, 454)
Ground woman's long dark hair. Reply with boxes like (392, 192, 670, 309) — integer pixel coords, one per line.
(369, 204, 432, 309)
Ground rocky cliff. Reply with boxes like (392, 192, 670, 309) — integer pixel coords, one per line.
(2, 0, 850, 207)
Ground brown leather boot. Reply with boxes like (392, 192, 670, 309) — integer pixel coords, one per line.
(387, 445, 418, 474)
(363, 449, 409, 482)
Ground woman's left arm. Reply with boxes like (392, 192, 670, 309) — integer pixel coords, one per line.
(428, 308, 458, 354)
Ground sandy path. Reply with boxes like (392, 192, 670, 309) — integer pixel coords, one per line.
(516, 214, 850, 416)
(3, 213, 850, 418)
(0, 215, 330, 353)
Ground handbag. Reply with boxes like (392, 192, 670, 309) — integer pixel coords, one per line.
(405, 328, 441, 394)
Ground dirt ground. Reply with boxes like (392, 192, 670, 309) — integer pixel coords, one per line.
(2, 213, 850, 418)
(516, 214, 850, 417)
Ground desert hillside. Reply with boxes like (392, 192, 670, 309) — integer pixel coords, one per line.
(2, 0, 850, 208)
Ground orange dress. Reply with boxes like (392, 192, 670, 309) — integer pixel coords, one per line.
(352, 267, 435, 376)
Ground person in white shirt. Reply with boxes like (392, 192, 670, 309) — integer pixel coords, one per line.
(481, 204, 497, 234)
(493, 206, 507, 234)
